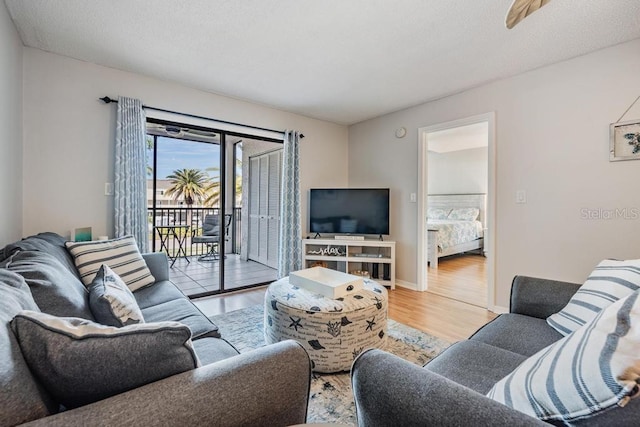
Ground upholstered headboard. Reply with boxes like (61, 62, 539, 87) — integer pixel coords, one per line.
(427, 193, 487, 226)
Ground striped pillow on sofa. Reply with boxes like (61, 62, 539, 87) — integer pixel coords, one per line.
(547, 259, 640, 336)
(66, 236, 154, 291)
(488, 290, 640, 423)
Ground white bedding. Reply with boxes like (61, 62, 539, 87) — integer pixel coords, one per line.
(427, 219, 483, 250)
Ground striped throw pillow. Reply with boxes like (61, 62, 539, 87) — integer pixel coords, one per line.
(66, 236, 155, 291)
(488, 291, 640, 423)
(547, 259, 640, 336)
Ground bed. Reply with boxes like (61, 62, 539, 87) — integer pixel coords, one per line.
(427, 194, 486, 269)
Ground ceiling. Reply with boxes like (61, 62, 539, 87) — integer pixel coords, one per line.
(5, 0, 640, 125)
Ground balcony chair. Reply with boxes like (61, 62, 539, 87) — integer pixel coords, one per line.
(192, 213, 232, 262)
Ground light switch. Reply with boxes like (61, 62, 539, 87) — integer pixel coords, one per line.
(516, 190, 526, 204)
(105, 182, 114, 196)
(410, 193, 417, 203)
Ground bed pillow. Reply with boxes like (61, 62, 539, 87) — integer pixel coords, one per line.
(488, 290, 640, 424)
(88, 264, 144, 327)
(66, 236, 155, 291)
(447, 208, 479, 221)
(547, 259, 640, 336)
(11, 310, 199, 409)
(427, 208, 451, 220)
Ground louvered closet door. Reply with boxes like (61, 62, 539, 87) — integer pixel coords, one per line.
(266, 151, 282, 269)
(257, 155, 269, 265)
(248, 157, 261, 261)
(248, 150, 282, 268)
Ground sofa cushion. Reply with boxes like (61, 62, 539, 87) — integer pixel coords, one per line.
(2, 250, 94, 320)
(0, 232, 79, 277)
(192, 337, 240, 365)
(141, 297, 220, 339)
(11, 310, 200, 409)
(134, 279, 189, 310)
(66, 236, 155, 291)
(89, 265, 144, 327)
(424, 340, 527, 394)
(488, 291, 640, 424)
(547, 259, 640, 336)
(0, 270, 56, 426)
(470, 313, 563, 356)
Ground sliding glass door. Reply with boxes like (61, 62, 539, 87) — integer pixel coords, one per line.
(146, 118, 281, 297)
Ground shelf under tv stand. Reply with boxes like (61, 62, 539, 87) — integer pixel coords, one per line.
(302, 238, 396, 289)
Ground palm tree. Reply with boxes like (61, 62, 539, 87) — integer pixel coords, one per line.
(203, 179, 221, 207)
(165, 168, 209, 206)
(165, 169, 210, 227)
(202, 160, 243, 208)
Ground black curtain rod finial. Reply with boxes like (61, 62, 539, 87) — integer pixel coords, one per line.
(99, 96, 116, 104)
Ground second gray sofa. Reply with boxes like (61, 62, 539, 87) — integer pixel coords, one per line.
(351, 275, 640, 426)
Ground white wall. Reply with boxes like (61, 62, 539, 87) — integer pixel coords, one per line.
(428, 147, 488, 195)
(349, 38, 640, 308)
(0, 2, 23, 246)
(22, 48, 348, 239)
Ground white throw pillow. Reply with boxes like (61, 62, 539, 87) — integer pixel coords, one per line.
(488, 291, 640, 423)
(547, 259, 640, 336)
(66, 235, 155, 291)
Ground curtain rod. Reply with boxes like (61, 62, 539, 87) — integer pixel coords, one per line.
(99, 96, 304, 138)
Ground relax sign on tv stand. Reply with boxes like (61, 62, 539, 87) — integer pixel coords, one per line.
(301, 238, 396, 290)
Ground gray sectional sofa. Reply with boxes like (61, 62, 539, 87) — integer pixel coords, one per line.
(0, 232, 311, 426)
(351, 275, 640, 426)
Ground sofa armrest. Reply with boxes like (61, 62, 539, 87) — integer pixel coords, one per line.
(351, 349, 546, 427)
(142, 252, 169, 282)
(24, 340, 311, 427)
(510, 275, 581, 319)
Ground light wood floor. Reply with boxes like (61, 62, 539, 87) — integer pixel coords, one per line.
(387, 287, 495, 342)
(427, 254, 487, 308)
(193, 282, 496, 343)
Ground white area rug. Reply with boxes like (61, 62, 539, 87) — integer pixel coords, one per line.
(210, 304, 451, 425)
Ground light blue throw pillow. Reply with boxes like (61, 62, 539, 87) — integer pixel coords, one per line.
(89, 264, 144, 327)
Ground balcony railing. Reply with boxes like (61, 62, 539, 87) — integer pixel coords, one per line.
(147, 207, 242, 257)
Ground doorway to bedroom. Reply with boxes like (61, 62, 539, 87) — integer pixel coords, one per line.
(417, 113, 495, 310)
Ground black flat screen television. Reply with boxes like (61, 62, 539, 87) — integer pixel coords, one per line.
(309, 188, 390, 236)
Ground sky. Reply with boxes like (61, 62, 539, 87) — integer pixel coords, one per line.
(148, 136, 220, 179)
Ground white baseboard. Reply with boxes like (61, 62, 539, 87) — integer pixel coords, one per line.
(395, 280, 418, 291)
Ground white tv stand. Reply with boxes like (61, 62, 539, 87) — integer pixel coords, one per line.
(302, 238, 396, 289)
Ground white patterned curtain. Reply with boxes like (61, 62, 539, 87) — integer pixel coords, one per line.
(114, 97, 148, 253)
(278, 130, 302, 278)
